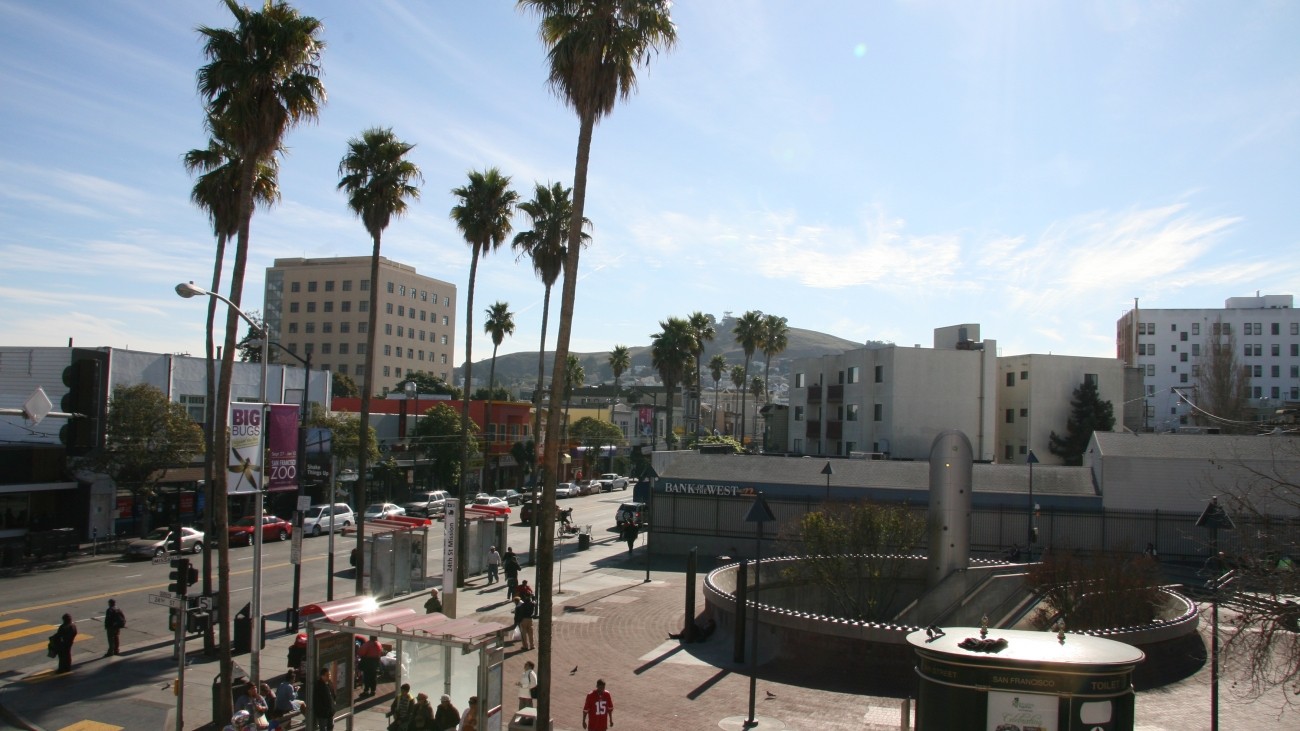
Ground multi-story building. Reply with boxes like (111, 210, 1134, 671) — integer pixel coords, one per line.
(785, 324, 999, 462)
(1116, 294, 1300, 431)
(995, 354, 1129, 465)
(264, 256, 457, 395)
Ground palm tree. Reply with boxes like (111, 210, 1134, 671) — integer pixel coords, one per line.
(651, 317, 696, 450)
(760, 314, 789, 449)
(563, 354, 585, 451)
(483, 301, 515, 490)
(195, 0, 324, 708)
(732, 310, 765, 447)
(608, 344, 630, 422)
(729, 365, 745, 437)
(511, 182, 590, 474)
(708, 354, 727, 436)
(516, 3, 675, 715)
(338, 126, 422, 593)
(686, 312, 715, 441)
(451, 167, 518, 587)
(183, 130, 278, 616)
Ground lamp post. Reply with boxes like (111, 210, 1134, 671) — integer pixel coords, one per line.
(821, 460, 833, 502)
(1197, 495, 1235, 731)
(334, 470, 360, 601)
(1026, 449, 1039, 562)
(743, 492, 775, 729)
(175, 281, 268, 688)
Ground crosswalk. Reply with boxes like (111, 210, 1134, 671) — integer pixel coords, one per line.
(0, 616, 97, 662)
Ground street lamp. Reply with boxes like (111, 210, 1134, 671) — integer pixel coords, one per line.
(175, 281, 269, 688)
(1026, 450, 1039, 562)
(821, 460, 833, 502)
(743, 492, 775, 729)
(333, 470, 360, 601)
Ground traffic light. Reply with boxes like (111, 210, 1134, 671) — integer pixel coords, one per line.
(59, 349, 107, 456)
(169, 558, 191, 596)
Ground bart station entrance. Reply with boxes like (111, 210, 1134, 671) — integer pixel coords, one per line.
(908, 627, 1145, 731)
(302, 596, 510, 731)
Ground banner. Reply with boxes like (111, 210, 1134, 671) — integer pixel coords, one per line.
(266, 404, 299, 492)
(228, 403, 265, 494)
(304, 428, 333, 489)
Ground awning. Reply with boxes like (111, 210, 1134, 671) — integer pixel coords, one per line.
(300, 596, 380, 623)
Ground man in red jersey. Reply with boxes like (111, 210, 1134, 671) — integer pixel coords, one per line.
(582, 679, 613, 730)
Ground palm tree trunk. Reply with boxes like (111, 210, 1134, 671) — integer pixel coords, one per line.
(457, 250, 480, 590)
(200, 230, 225, 655)
(528, 284, 552, 566)
(486, 346, 498, 491)
(537, 108, 595, 730)
(357, 232, 382, 595)
(739, 363, 749, 445)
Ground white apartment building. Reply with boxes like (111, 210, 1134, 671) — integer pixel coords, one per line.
(996, 354, 1128, 465)
(1116, 294, 1300, 431)
(264, 256, 458, 395)
(785, 324, 998, 462)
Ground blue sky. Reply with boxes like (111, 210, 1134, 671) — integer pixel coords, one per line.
(1, 1, 1297, 370)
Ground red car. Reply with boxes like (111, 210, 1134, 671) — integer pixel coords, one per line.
(227, 515, 293, 546)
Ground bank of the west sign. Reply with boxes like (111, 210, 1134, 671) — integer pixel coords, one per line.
(660, 481, 756, 497)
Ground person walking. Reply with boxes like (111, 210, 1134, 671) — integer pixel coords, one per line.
(423, 587, 443, 614)
(486, 546, 501, 584)
(357, 636, 384, 699)
(517, 660, 538, 706)
(621, 521, 639, 554)
(313, 668, 336, 731)
(386, 683, 415, 730)
(52, 613, 77, 673)
(503, 547, 521, 600)
(582, 679, 614, 730)
(431, 694, 459, 731)
(103, 598, 125, 656)
(513, 596, 535, 650)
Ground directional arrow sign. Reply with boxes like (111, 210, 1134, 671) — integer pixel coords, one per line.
(148, 593, 182, 609)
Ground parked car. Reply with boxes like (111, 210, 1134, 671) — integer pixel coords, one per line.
(614, 502, 647, 530)
(578, 480, 603, 496)
(518, 499, 538, 525)
(228, 515, 293, 546)
(364, 503, 407, 521)
(404, 490, 450, 518)
(554, 482, 581, 498)
(597, 473, 629, 491)
(471, 495, 510, 511)
(124, 527, 204, 558)
(301, 503, 355, 537)
(493, 488, 524, 506)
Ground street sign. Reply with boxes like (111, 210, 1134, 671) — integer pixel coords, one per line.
(148, 593, 182, 609)
(290, 540, 302, 566)
(1196, 498, 1236, 530)
(297, 495, 312, 511)
(196, 595, 213, 610)
(152, 553, 174, 565)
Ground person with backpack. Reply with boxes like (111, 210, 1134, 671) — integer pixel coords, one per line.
(103, 598, 125, 656)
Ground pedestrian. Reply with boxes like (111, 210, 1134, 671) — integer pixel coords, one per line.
(423, 587, 443, 614)
(103, 598, 125, 656)
(357, 635, 384, 698)
(386, 682, 415, 730)
(517, 580, 534, 603)
(275, 669, 305, 716)
(513, 596, 535, 650)
(622, 521, 639, 554)
(313, 668, 336, 731)
(503, 547, 521, 600)
(432, 694, 459, 731)
(234, 682, 269, 727)
(1144, 542, 1159, 561)
(517, 660, 538, 706)
(461, 696, 479, 731)
(50, 613, 77, 673)
(582, 678, 614, 730)
(410, 692, 434, 730)
(486, 546, 501, 584)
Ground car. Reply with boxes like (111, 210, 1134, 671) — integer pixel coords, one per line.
(493, 489, 524, 506)
(578, 480, 603, 496)
(403, 491, 450, 518)
(518, 499, 538, 525)
(471, 495, 510, 511)
(124, 527, 204, 558)
(555, 482, 581, 498)
(301, 503, 354, 537)
(597, 473, 629, 491)
(614, 502, 647, 530)
(228, 515, 292, 546)
(363, 503, 406, 521)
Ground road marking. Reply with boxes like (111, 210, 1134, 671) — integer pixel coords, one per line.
(0, 623, 55, 642)
(0, 618, 27, 629)
(58, 722, 124, 731)
(0, 632, 91, 661)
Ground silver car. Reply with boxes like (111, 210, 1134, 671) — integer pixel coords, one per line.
(124, 527, 204, 558)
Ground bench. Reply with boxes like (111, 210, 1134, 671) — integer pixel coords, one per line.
(266, 707, 304, 729)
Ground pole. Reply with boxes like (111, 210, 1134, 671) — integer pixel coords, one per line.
(1211, 529, 1220, 731)
(250, 332, 268, 688)
(1026, 450, 1038, 562)
(745, 519, 763, 729)
(175, 596, 186, 731)
(290, 351, 311, 631)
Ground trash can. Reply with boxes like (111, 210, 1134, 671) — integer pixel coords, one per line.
(233, 603, 251, 655)
(577, 525, 591, 551)
(212, 662, 248, 725)
(508, 706, 552, 731)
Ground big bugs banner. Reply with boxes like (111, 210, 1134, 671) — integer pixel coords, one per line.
(228, 403, 266, 494)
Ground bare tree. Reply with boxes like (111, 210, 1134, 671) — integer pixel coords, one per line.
(1194, 319, 1254, 433)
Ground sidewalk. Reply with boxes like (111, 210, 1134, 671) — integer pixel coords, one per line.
(1, 533, 1296, 730)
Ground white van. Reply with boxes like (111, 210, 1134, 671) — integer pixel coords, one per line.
(301, 503, 355, 536)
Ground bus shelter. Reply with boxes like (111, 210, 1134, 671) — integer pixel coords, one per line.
(303, 596, 510, 731)
(345, 515, 431, 600)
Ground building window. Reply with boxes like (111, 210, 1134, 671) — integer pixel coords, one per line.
(397, 326, 404, 337)
(324, 280, 335, 292)
(357, 343, 367, 355)
(1191, 343, 1200, 356)
(343, 280, 352, 291)
(1180, 331, 1187, 341)
(873, 403, 883, 421)
(1253, 365, 1262, 378)
(306, 302, 316, 313)
(398, 305, 405, 316)
(444, 297, 450, 307)
(1180, 373, 1188, 383)
(339, 343, 349, 355)
(440, 354, 447, 364)
(795, 373, 805, 388)
(383, 366, 391, 377)
(320, 343, 331, 355)
(358, 323, 368, 334)
(1179, 352, 1188, 362)
(387, 282, 395, 293)
(1272, 386, 1281, 399)
(305, 323, 315, 334)
(360, 301, 368, 312)
(341, 301, 351, 313)
(399, 285, 406, 296)
(322, 322, 332, 334)
(421, 291, 428, 301)
(1271, 365, 1280, 378)
(1006, 372, 1015, 386)
(1191, 323, 1200, 335)
(288, 323, 298, 334)
(1146, 364, 1155, 376)
(289, 302, 299, 313)
(1271, 322, 1280, 335)
(1020, 408, 1028, 417)
(385, 324, 393, 335)
(1005, 409, 1014, 423)
(845, 442, 856, 454)
(1192, 364, 1200, 377)
(307, 281, 317, 292)
(794, 406, 804, 421)
(1292, 344, 1299, 357)
(1292, 323, 1299, 336)
(1271, 344, 1280, 357)
(1020, 371, 1028, 380)
(384, 345, 392, 356)
(1019, 445, 1028, 455)
(180, 395, 206, 423)
(441, 335, 448, 345)
(874, 365, 883, 383)
(793, 439, 804, 454)
(323, 301, 333, 313)
(360, 280, 369, 291)
(846, 404, 858, 421)
(1252, 386, 1262, 398)
(442, 315, 449, 326)
(1292, 365, 1299, 378)
(291, 282, 301, 293)
(1085, 373, 1098, 386)
(386, 303, 394, 314)
(1005, 445, 1014, 460)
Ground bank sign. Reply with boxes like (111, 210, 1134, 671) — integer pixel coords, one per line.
(660, 480, 756, 497)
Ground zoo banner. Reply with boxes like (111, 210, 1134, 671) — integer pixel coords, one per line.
(228, 403, 265, 494)
(266, 404, 299, 492)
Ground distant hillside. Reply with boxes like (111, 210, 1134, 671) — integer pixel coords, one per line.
(459, 313, 867, 388)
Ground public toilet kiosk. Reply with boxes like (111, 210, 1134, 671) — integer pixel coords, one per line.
(302, 596, 510, 731)
(908, 626, 1144, 731)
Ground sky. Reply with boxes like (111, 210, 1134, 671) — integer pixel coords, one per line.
(2, 0, 1298, 372)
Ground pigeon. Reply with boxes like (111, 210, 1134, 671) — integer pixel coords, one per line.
(765, 690, 777, 699)
(570, 666, 579, 675)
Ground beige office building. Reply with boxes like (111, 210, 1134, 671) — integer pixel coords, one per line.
(264, 256, 457, 395)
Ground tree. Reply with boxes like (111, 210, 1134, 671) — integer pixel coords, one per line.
(686, 312, 715, 438)
(516, 3, 676, 716)
(776, 501, 926, 622)
(1048, 378, 1116, 465)
(91, 384, 204, 534)
(732, 310, 764, 445)
(696, 434, 742, 454)
(563, 354, 585, 446)
(729, 365, 745, 436)
(1195, 320, 1254, 433)
(483, 301, 515, 490)
(409, 403, 480, 494)
(339, 126, 422, 594)
(332, 371, 360, 398)
(759, 314, 789, 450)
(511, 182, 591, 503)
(305, 405, 379, 467)
(708, 354, 727, 436)
(651, 317, 696, 450)
(234, 310, 266, 362)
(393, 371, 458, 399)
(1025, 549, 1164, 631)
(195, 1, 325, 710)
(608, 344, 630, 422)
(569, 416, 624, 446)
(472, 386, 512, 401)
